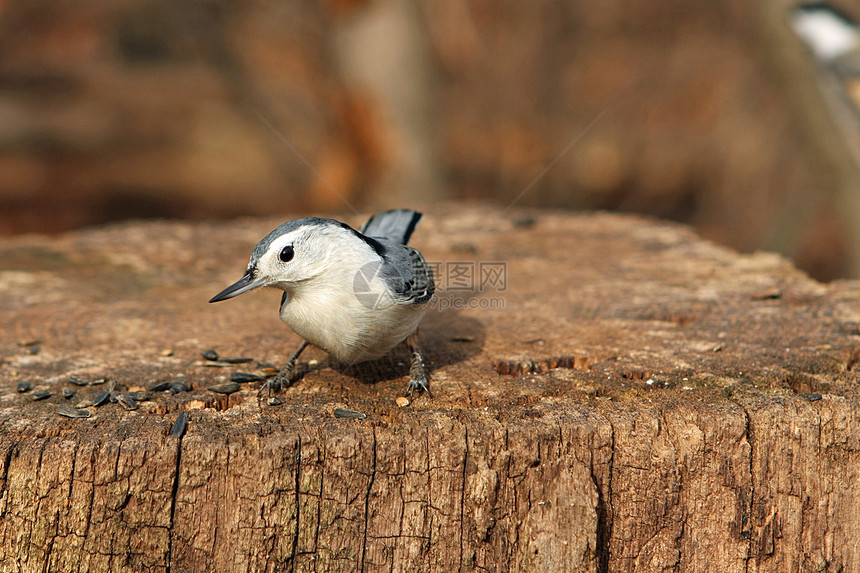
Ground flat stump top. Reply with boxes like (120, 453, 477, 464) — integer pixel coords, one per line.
(2, 205, 857, 425)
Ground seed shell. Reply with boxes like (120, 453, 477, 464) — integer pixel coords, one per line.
(170, 411, 188, 437)
(220, 356, 253, 364)
(92, 390, 111, 407)
(208, 382, 240, 395)
(201, 349, 220, 361)
(125, 390, 151, 402)
(57, 405, 91, 418)
(230, 372, 263, 384)
(168, 381, 189, 393)
(334, 408, 367, 420)
(148, 381, 172, 392)
(116, 393, 139, 410)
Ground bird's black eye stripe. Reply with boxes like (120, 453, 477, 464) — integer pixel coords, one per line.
(279, 245, 294, 262)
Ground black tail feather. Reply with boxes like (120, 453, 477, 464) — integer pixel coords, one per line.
(360, 209, 423, 244)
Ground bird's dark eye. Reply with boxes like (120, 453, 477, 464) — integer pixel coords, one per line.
(279, 245, 294, 262)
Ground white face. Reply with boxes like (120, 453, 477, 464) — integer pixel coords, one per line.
(252, 223, 377, 289)
(210, 221, 379, 303)
(252, 228, 325, 288)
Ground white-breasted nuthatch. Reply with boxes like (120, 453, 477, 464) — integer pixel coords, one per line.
(209, 209, 435, 397)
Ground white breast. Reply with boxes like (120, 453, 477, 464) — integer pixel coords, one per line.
(279, 269, 427, 363)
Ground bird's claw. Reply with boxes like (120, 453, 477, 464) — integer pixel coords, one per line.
(406, 352, 432, 398)
(258, 360, 298, 397)
(406, 376, 432, 399)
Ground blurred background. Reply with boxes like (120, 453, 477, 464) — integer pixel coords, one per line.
(2, 0, 860, 281)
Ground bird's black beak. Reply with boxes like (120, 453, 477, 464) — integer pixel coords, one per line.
(209, 271, 267, 303)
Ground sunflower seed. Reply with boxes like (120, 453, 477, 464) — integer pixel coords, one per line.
(30, 390, 51, 401)
(148, 381, 172, 392)
(116, 393, 139, 410)
(334, 408, 366, 420)
(208, 382, 240, 395)
(92, 390, 111, 407)
(76, 400, 94, 408)
(62, 388, 75, 400)
(170, 411, 188, 437)
(68, 376, 89, 386)
(151, 381, 188, 393)
(89, 378, 107, 386)
(57, 405, 91, 418)
(124, 390, 151, 402)
(168, 381, 189, 394)
(16, 381, 32, 393)
(267, 396, 283, 406)
(220, 356, 253, 364)
(230, 372, 263, 384)
(201, 349, 220, 361)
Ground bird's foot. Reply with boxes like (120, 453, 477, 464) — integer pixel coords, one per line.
(258, 360, 300, 397)
(405, 350, 432, 399)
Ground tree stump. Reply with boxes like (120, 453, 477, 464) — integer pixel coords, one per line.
(1, 205, 859, 572)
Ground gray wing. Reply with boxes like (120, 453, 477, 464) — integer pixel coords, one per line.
(377, 241, 435, 305)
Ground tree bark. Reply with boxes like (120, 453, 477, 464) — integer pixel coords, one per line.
(1, 205, 859, 572)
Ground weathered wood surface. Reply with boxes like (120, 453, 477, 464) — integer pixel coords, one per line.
(1, 205, 860, 572)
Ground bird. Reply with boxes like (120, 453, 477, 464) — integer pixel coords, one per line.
(209, 209, 435, 397)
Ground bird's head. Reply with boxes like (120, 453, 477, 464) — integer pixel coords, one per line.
(209, 218, 382, 303)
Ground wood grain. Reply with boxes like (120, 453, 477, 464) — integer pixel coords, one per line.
(1, 205, 859, 571)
